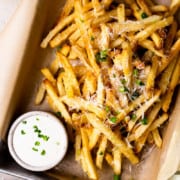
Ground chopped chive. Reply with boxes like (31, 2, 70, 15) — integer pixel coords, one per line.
(36, 117, 40, 121)
(56, 111, 62, 117)
(131, 114, 137, 120)
(56, 142, 60, 146)
(119, 86, 128, 93)
(32, 147, 38, 152)
(105, 105, 110, 112)
(41, 150, 46, 156)
(121, 79, 127, 84)
(35, 141, 40, 146)
(33, 125, 38, 129)
(43, 135, 49, 141)
(133, 69, 138, 77)
(21, 130, 26, 135)
(109, 116, 117, 123)
(34, 129, 41, 134)
(131, 91, 140, 100)
(141, 12, 148, 19)
(95, 50, 108, 62)
(90, 36, 95, 41)
(136, 79, 144, 86)
(22, 120, 27, 124)
(114, 174, 120, 180)
(38, 134, 43, 138)
(99, 151, 104, 155)
(56, 45, 62, 51)
(141, 117, 148, 125)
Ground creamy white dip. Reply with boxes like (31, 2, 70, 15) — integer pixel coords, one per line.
(8, 111, 68, 171)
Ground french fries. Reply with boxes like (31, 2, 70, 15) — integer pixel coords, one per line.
(38, 0, 180, 179)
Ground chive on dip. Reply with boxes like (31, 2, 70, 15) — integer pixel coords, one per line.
(8, 111, 68, 171)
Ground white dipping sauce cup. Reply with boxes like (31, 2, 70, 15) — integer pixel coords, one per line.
(8, 111, 68, 171)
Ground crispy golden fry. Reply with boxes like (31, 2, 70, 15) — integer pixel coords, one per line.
(150, 5, 168, 12)
(96, 135, 107, 169)
(89, 128, 101, 150)
(35, 82, 46, 105)
(50, 57, 59, 75)
(151, 32, 163, 49)
(50, 24, 77, 48)
(152, 128, 162, 148)
(85, 113, 139, 164)
(57, 72, 66, 97)
(117, 4, 125, 23)
(41, 68, 56, 84)
(75, 130, 82, 162)
(81, 128, 98, 180)
(105, 153, 113, 168)
(112, 146, 122, 175)
(96, 74, 105, 105)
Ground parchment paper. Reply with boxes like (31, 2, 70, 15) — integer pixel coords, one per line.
(0, 0, 179, 180)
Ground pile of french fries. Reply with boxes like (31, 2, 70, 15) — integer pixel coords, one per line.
(36, 0, 180, 179)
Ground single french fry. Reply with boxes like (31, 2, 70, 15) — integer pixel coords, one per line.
(41, 68, 56, 84)
(112, 146, 122, 175)
(41, 13, 75, 48)
(105, 153, 114, 168)
(89, 128, 101, 150)
(85, 113, 139, 164)
(96, 135, 107, 169)
(146, 55, 159, 95)
(35, 83, 46, 105)
(152, 128, 162, 148)
(57, 72, 66, 97)
(50, 24, 77, 48)
(100, 24, 110, 50)
(151, 32, 163, 49)
(50, 57, 60, 75)
(150, 5, 168, 13)
(75, 130, 82, 162)
(46, 95, 58, 112)
(81, 128, 98, 180)
(158, 56, 177, 94)
(58, 44, 71, 56)
(96, 74, 105, 105)
(117, 4, 125, 23)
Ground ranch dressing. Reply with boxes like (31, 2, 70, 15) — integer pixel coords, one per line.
(8, 111, 68, 171)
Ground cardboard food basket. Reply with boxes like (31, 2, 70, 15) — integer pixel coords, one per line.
(0, 0, 179, 179)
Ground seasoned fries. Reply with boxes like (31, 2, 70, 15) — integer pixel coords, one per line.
(37, 0, 180, 179)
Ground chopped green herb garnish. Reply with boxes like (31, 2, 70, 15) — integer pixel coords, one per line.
(109, 116, 117, 123)
(56, 111, 62, 117)
(136, 79, 144, 86)
(32, 147, 38, 152)
(56, 45, 62, 51)
(105, 106, 110, 112)
(113, 73, 116, 78)
(90, 36, 95, 41)
(133, 68, 138, 77)
(56, 142, 60, 146)
(99, 151, 104, 155)
(43, 135, 49, 141)
(35, 141, 40, 146)
(80, 19, 84, 23)
(121, 79, 127, 84)
(95, 50, 108, 62)
(119, 86, 128, 93)
(141, 12, 148, 19)
(36, 117, 40, 121)
(141, 117, 148, 125)
(33, 125, 38, 129)
(131, 114, 137, 120)
(41, 150, 46, 155)
(114, 174, 120, 180)
(22, 120, 27, 124)
(131, 91, 140, 100)
(34, 129, 41, 134)
(38, 134, 43, 138)
(21, 130, 26, 135)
